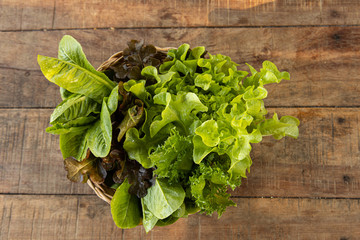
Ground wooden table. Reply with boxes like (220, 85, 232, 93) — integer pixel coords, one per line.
(1, 1, 360, 239)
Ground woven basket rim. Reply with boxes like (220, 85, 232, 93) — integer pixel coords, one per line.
(89, 46, 173, 204)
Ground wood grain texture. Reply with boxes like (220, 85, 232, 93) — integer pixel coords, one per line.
(1, 108, 359, 197)
(2, 0, 360, 31)
(0, 68, 61, 108)
(1, 26, 360, 108)
(237, 108, 360, 198)
(0, 195, 121, 240)
(0, 195, 359, 240)
(0, 109, 93, 195)
(1, 1, 359, 238)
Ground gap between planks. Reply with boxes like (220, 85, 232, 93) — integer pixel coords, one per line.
(2, 24, 360, 33)
(2, 26, 360, 108)
(1, 195, 360, 239)
(1, 193, 360, 201)
(3, 0, 360, 32)
(0, 106, 359, 110)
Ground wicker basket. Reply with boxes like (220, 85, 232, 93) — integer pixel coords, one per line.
(87, 46, 173, 204)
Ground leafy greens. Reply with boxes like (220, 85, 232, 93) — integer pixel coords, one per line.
(39, 35, 299, 233)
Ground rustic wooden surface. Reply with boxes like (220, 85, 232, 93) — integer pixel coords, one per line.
(0, 0, 359, 239)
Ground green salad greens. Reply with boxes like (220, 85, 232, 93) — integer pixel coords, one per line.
(38, 35, 299, 232)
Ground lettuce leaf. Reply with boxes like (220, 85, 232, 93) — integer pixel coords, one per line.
(258, 113, 300, 140)
(123, 43, 300, 218)
(111, 180, 141, 229)
(123, 107, 174, 168)
(150, 128, 193, 183)
(49, 94, 100, 124)
(85, 100, 112, 158)
(143, 178, 185, 219)
(150, 91, 208, 137)
(189, 153, 237, 217)
(41, 36, 300, 230)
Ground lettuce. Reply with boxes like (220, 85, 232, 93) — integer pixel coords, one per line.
(40, 36, 299, 232)
(120, 43, 299, 230)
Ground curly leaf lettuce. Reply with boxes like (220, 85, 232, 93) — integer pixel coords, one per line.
(121, 43, 299, 225)
(39, 35, 300, 232)
(150, 92, 208, 137)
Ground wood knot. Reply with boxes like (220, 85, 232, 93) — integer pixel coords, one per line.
(330, 10, 340, 18)
(343, 175, 351, 184)
(338, 117, 345, 124)
(332, 33, 341, 41)
(87, 207, 96, 219)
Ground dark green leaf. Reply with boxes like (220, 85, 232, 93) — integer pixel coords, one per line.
(107, 85, 119, 115)
(46, 116, 97, 135)
(150, 128, 193, 183)
(155, 215, 179, 226)
(86, 100, 112, 157)
(60, 87, 73, 100)
(111, 180, 141, 229)
(59, 130, 88, 160)
(50, 94, 100, 124)
(172, 202, 186, 218)
(141, 199, 158, 232)
(143, 178, 185, 219)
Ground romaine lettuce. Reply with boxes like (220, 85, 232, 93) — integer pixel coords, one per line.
(39, 36, 299, 232)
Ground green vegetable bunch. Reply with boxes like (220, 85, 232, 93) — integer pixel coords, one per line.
(38, 35, 299, 232)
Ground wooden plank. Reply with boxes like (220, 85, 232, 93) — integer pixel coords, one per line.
(2, 0, 360, 31)
(0, 195, 359, 240)
(0, 68, 61, 108)
(1, 27, 360, 108)
(0, 195, 122, 240)
(1, 108, 359, 197)
(0, 0, 55, 31)
(0, 109, 93, 195)
(236, 108, 360, 197)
